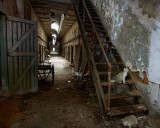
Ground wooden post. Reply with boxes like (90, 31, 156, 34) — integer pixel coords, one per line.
(72, 0, 106, 112)
(107, 71, 111, 112)
(81, 0, 112, 111)
(0, 15, 9, 91)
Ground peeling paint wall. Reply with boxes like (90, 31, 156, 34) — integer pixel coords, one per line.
(62, 22, 80, 65)
(63, 22, 79, 42)
(90, 0, 160, 116)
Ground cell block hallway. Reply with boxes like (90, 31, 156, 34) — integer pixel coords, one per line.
(0, 0, 160, 128)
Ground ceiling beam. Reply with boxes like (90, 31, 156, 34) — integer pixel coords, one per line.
(39, 19, 50, 22)
(31, 3, 72, 10)
(31, 0, 72, 8)
(38, 16, 50, 20)
(37, 14, 50, 18)
(34, 8, 49, 13)
(33, 6, 74, 16)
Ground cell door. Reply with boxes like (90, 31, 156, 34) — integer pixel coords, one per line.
(0, 15, 38, 95)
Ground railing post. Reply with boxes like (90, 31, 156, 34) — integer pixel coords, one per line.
(107, 67, 111, 112)
(72, 0, 106, 110)
(81, 0, 112, 112)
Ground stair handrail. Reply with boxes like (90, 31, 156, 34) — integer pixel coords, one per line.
(81, 0, 112, 112)
(81, 0, 111, 69)
(72, 0, 107, 111)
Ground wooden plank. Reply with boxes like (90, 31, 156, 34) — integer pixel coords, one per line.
(26, 24, 30, 89)
(107, 104, 147, 117)
(73, 0, 106, 111)
(110, 90, 140, 100)
(31, 0, 72, 8)
(8, 52, 36, 56)
(7, 20, 14, 91)
(15, 87, 38, 95)
(30, 25, 35, 89)
(75, 45, 81, 71)
(22, 22, 27, 90)
(17, 22, 23, 91)
(0, 15, 9, 91)
(1, 15, 38, 94)
(13, 21, 18, 92)
(34, 24, 38, 89)
(83, 0, 112, 112)
(8, 25, 36, 53)
(79, 55, 87, 74)
(79, 57, 87, 81)
(13, 57, 36, 91)
(7, 16, 35, 25)
(101, 82, 134, 86)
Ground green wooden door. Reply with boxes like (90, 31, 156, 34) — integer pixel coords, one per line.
(0, 15, 38, 95)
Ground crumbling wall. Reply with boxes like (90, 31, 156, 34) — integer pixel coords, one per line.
(62, 22, 80, 65)
(90, 0, 160, 116)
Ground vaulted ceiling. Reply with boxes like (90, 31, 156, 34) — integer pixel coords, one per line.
(31, 0, 76, 40)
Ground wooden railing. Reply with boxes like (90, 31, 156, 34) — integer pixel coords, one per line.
(72, 0, 112, 112)
(81, 0, 112, 112)
(72, 0, 106, 111)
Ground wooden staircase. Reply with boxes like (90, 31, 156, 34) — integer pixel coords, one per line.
(72, 0, 147, 116)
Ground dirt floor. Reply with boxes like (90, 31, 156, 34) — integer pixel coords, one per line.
(0, 56, 160, 128)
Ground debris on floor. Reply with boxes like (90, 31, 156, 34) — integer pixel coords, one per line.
(1, 56, 160, 128)
(122, 115, 137, 128)
(0, 99, 29, 128)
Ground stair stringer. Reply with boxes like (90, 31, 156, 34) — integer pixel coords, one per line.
(72, 0, 107, 111)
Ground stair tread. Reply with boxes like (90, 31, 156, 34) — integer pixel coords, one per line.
(96, 41, 112, 43)
(79, 9, 95, 12)
(87, 35, 109, 38)
(98, 72, 120, 76)
(87, 41, 112, 44)
(101, 81, 134, 86)
(84, 20, 101, 23)
(96, 62, 123, 65)
(94, 47, 115, 50)
(98, 72, 108, 75)
(85, 26, 104, 28)
(85, 17, 99, 19)
(85, 29, 106, 33)
(79, 6, 94, 9)
(107, 104, 147, 116)
(110, 90, 140, 100)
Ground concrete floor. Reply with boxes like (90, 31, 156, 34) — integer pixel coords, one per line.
(11, 56, 107, 128)
(1, 56, 159, 128)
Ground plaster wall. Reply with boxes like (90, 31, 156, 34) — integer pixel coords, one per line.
(90, 0, 160, 116)
(63, 22, 79, 43)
